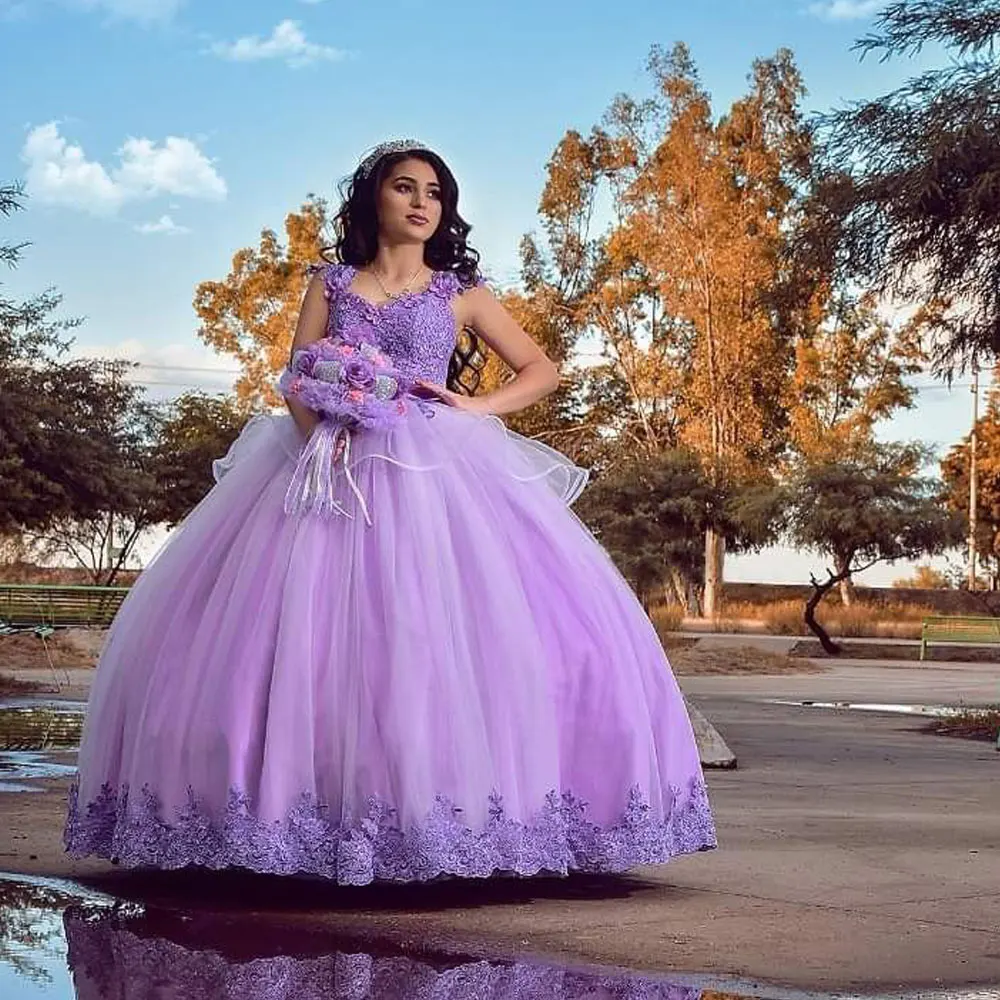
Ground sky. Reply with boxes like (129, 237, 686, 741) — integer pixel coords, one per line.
(0, 0, 978, 584)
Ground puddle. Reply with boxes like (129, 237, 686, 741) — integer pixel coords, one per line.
(768, 700, 967, 718)
(1, 874, 998, 1000)
(0, 704, 83, 793)
(0, 705, 85, 751)
(0, 752, 77, 793)
(0, 873, 729, 1000)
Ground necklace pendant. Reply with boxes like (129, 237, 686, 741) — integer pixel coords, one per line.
(369, 263, 424, 303)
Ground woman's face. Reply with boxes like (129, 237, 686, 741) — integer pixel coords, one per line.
(375, 157, 443, 245)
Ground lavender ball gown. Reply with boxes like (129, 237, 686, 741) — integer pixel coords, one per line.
(64, 264, 716, 883)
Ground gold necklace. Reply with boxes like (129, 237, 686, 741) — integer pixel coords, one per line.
(367, 263, 426, 301)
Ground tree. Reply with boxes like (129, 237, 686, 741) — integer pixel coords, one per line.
(0, 183, 151, 537)
(941, 388, 1000, 587)
(31, 391, 248, 583)
(577, 450, 784, 614)
(788, 289, 927, 608)
(491, 131, 641, 466)
(893, 564, 953, 588)
(548, 126, 689, 465)
(194, 197, 329, 408)
(806, 0, 1000, 372)
(29, 392, 160, 585)
(576, 450, 715, 611)
(788, 444, 963, 653)
(147, 392, 247, 526)
(607, 44, 813, 615)
(788, 292, 926, 465)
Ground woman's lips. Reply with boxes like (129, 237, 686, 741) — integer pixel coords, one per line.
(406, 214, 428, 225)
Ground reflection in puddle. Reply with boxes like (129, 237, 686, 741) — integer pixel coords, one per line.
(0, 752, 77, 794)
(0, 874, 709, 1000)
(63, 908, 702, 999)
(0, 704, 83, 793)
(0, 705, 85, 751)
(4, 875, 999, 1000)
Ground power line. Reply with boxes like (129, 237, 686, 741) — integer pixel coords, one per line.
(129, 362, 241, 375)
(127, 378, 235, 388)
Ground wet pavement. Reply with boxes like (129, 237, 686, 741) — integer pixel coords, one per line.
(0, 703, 84, 794)
(2, 690, 999, 992)
(0, 872, 754, 1000)
(3, 872, 1000, 1000)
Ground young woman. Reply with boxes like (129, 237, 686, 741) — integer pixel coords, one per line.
(65, 139, 716, 883)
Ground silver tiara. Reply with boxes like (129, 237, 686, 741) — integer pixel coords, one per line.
(357, 138, 429, 179)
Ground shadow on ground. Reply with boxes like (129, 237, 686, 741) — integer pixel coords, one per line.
(76, 866, 675, 916)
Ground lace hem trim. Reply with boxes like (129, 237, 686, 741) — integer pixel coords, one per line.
(65, 779, 716, 884)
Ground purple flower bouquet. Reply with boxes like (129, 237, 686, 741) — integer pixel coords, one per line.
(277, 333, 418, 524)
(278, 334, 411, 431)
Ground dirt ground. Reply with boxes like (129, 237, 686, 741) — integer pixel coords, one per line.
(0, 631, 99, 671)
(0, 631, 828, 686)
(667, 640, 827, 676)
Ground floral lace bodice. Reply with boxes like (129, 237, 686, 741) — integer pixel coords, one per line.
(320, 263, 482, 386)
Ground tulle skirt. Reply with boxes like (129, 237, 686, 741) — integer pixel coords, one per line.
(65, 402, 715, 883)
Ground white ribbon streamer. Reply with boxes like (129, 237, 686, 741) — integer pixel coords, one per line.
(284, 422, 372, 525)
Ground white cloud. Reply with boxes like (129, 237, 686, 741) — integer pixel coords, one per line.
(211, 19, 345, 68)
(72, 0, 183, 23)
(22, 122, 227, 215)
(114, 136, 227, 200)
(808, 0, 881, 20)
(135, 214, 190, 235)
(23, 123, 122, 212)
(73, 338, 239, 399)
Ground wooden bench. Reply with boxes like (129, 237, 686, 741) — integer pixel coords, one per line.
(0, 583, 129, 631)
(920, 615, 1000, 660)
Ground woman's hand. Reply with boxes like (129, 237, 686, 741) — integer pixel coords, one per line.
(414, 380, 493, 415)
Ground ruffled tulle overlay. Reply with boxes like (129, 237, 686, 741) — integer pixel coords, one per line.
(65, 403, 715, 881)
(64, 908, 704, 1000)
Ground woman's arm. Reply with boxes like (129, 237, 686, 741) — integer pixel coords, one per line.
(285, 272, 329, 439)
(417, 285, 560, 416)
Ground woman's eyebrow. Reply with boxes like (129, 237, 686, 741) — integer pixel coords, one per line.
(394, 174, 440, 188)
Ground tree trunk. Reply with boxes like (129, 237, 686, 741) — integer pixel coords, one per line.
(835, 554, 855, 606)
(669, 566, 700, 616)
(805, 571, 844, 656)
(703, 528, 725, 618)
(667, 567, 687, 610)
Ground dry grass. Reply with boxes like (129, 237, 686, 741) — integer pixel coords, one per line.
(649, 604, 684, 643)
(0, 562, 140, 586)
(710, 599, 934, 639)
(925, 706, 1000, 743)
(0, 674, 44, 696)
(666, 641, 827, 676)
(0, 633, 97, 671)
(647, 603, 824, 673)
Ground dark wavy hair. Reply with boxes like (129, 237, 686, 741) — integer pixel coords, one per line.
(327, 146, 486, 395)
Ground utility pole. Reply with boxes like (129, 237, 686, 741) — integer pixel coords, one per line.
(969, 364, 980, 591)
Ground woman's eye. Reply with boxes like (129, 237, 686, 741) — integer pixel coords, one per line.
(428, 190, 440, 200)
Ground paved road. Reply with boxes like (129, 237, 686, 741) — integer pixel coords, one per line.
(682, 658, 1000, 708)
(1, 667, 999, 991)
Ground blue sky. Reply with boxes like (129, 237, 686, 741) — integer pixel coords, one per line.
(0, 0, 975, 582)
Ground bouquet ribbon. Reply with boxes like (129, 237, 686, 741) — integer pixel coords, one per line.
(283, 420, 373, 524)
(278, 333, 438, 525)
